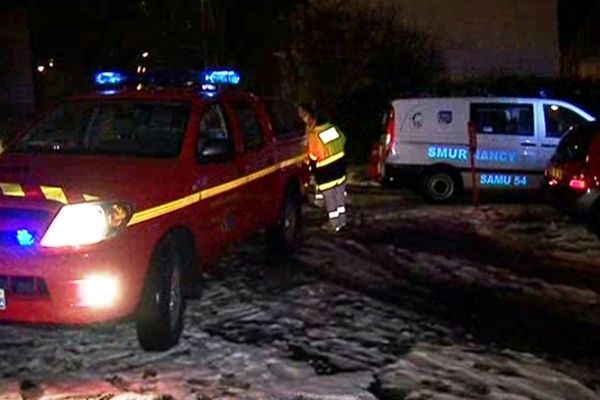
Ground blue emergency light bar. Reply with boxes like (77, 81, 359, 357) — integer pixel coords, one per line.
(92, 68, 240, 93)
(95, 71, 128, 86)
(201, 69, 241, 85)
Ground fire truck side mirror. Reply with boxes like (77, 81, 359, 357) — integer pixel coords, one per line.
(197, 138, 235, 164)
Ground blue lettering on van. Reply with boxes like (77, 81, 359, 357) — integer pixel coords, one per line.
(427, 146, 518, 164)
(480, 174, 528, 187)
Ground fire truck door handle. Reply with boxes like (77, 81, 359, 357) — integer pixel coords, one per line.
(520, 142, 536, 147)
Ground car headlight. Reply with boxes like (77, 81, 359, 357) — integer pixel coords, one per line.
(41, 202, 132, 248)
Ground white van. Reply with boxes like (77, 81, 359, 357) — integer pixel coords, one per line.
(380, 97, 596, 202)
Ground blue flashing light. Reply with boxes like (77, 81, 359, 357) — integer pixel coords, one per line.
(95, 71, 127, 86)
(200, 90, 217, 98)
(202, 69, 241, 85)
(16, 229, 35, 247)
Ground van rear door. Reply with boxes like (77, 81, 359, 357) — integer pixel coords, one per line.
(469, 101, 538, 189)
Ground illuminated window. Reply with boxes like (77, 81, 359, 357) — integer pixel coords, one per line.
(470, 103, 533, 136)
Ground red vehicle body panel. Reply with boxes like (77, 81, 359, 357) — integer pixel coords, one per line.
(0, 88, 308, 324)
(544, 125, 600, 216)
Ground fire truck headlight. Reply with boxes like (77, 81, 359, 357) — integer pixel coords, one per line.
(75, 275, 120, 308)
(41, 202, 131, 248)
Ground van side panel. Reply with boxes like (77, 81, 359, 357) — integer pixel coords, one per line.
(384, 97, 586, 191)
(389, 98, 468, 165)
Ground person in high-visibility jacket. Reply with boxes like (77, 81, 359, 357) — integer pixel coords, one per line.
(298, 103, 347, 231)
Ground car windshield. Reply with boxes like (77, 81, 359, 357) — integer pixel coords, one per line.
(554, 123, 600, 163)
(10, 101, 190, 158)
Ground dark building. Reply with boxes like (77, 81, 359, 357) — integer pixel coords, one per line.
(0, 9, 35, 118)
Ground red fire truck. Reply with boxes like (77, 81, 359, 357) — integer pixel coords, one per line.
(0, 69, 308, 350)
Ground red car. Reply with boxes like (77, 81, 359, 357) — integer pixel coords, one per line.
(544, 122, 600, 229)
(0, 70, 308, 350)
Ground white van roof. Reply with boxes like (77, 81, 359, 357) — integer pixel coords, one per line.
(392, 97, 572, 104)
(390, 97, 596, 121)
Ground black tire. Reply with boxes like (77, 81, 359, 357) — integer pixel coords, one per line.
(423, 171, 460, 203)
(267, 188, 302, 254)
(136, 236, 186, 351)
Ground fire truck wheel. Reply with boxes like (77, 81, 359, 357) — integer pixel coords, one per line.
(136, 235, 185, 351)
(267, 188, 302, 254)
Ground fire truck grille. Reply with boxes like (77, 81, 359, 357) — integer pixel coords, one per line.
(0, 275, 49, 297)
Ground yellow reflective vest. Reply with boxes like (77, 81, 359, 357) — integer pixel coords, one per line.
(308, 123, 346, 168)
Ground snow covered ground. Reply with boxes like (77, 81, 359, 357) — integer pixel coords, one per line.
(1, 175, 600, 399)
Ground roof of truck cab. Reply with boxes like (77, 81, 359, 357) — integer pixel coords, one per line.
(68, 87, 257, 104)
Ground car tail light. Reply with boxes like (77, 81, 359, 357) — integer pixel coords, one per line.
(569, 176, 587, 191)
(383, 107, 396, 156)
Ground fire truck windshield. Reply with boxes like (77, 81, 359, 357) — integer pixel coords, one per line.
(11, 101, 190, 158)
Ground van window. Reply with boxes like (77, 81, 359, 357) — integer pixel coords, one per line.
(470, 103, 534, 136)
(554, 123, 600, 163)
(544, 104, 588, 139)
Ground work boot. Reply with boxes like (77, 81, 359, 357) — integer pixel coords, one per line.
(321, 220, 341, 232)
(337, 205, 347, 229)
(338, 213, 347, 229)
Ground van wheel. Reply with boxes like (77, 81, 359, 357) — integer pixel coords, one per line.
(136, 236, 185, 351)
(423, 171, 459, 203)
(267, 189, 302, 254)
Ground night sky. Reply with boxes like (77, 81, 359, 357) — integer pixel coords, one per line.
(5, 0, 597, 69)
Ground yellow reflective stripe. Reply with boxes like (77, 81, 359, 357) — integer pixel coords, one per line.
(317, 176, 346, 191)
(83, 194, 100, 202)
(316, 151, 344, 168)
(128, 192, 201, 226)
(40, 186, 69, 204)
(0, 182, 25, 197)
(280, 154, 307, 169)
(128, 153, 306, 227)
(202, 165, 280, 201)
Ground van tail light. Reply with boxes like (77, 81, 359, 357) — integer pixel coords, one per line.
(384, 107, 396, 156)
(569, 176, 588, 191)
